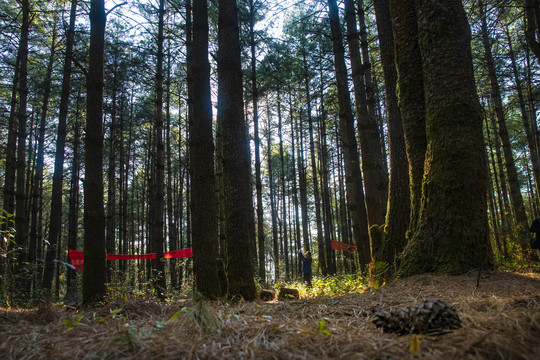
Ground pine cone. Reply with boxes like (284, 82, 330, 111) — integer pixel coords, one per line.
(373, 300, 461, 335)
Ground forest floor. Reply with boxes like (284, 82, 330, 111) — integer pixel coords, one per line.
(1, 271, 539, 359)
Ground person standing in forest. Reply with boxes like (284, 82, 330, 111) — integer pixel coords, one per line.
(298, 250, 312, 287)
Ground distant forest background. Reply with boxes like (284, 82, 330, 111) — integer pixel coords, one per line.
(0, 0, 538, 306)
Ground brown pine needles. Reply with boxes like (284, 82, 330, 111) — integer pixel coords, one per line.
(1, 271, 539, 359)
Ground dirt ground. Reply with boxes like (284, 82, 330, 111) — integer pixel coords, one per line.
(1, 271, 539, 359)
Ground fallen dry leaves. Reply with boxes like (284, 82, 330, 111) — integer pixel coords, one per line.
(1, 271, 539, 359)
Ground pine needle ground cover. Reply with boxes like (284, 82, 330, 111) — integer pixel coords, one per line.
(1, 271, 539, 359)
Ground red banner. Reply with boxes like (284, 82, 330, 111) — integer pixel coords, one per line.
(68, 249, 84, 269)
(164, 248, 193, 259)
(107, 253, 156, 260)
(69, 248, 192, 269)
(330, 240, 357, 252)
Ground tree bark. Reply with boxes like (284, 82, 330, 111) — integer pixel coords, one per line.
(150, 0, 167, 300)
(14, 0, 31, 264)
(277, 97, 290, 280)
(400, 0, 494, 275)
(249, 0, 266, 285)
(190, 0, 220, 299)
(33, 22, 57, 292)
(388, 0, 426, 235)
(479, 0, 529, 252)
(65, 90, 82, 303)
(372, 0, 410, 261)
(266, 103, 280, 282)
(217, 0, 256, 300)
(345, 0, 388, 227)
(82, 0, 107, 304)
(506, 26, 540, 203)
(327, 0, 371, 267)
(526, 0, 540, 63)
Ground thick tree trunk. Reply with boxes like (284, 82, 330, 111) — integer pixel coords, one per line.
(217, 0, 256, 301)
(400, 0, 494, 276)
(190, 0, 220, 299)
(327, 0, 371, 267)
(82, 0, 107, 304)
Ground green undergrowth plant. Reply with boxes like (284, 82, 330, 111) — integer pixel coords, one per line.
(275, 273, 369, 298)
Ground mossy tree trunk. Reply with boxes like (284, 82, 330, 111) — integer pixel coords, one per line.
(389, 0, 426, 235)
(372, 0, 410, 262)
(377, 0, 426, 267)
(399, 0, 494, 276)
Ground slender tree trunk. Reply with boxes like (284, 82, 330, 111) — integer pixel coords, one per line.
(82, 0, 107, 304)
(278, 96, 290, 280)
(526, 0, 540, 63)
(484, 114, 508, 259)
(289, 99, 302, 277)
(190, 0, 220, 299)
(313, 67, 327, 273)
(320, 116, 336, 275)
(266, 104, 280, 281)
(388, 0, 426, 235)
(42, 0, 78, 292)
(150, 0, 167, 300)
(217, 0, 256, 300)
(400, 0, 494, 275)
(480, 1, 529, 252)
(106, 72, 118, 282)
(300, 56, 311, 252)
(327, 0, 371, 267)
(506, 26, 540, 200)
(345, 0, 388, 227)
(165, 43, 178, 290)
(3, 54, 19, 229)
(31, 23, 56, 291)
(65, 90, 82, 303)
(14, 0, 31, 266)
(249, 0, 265, 285)
(357, 0, 379, 139)
(373, 0, 410, 260)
